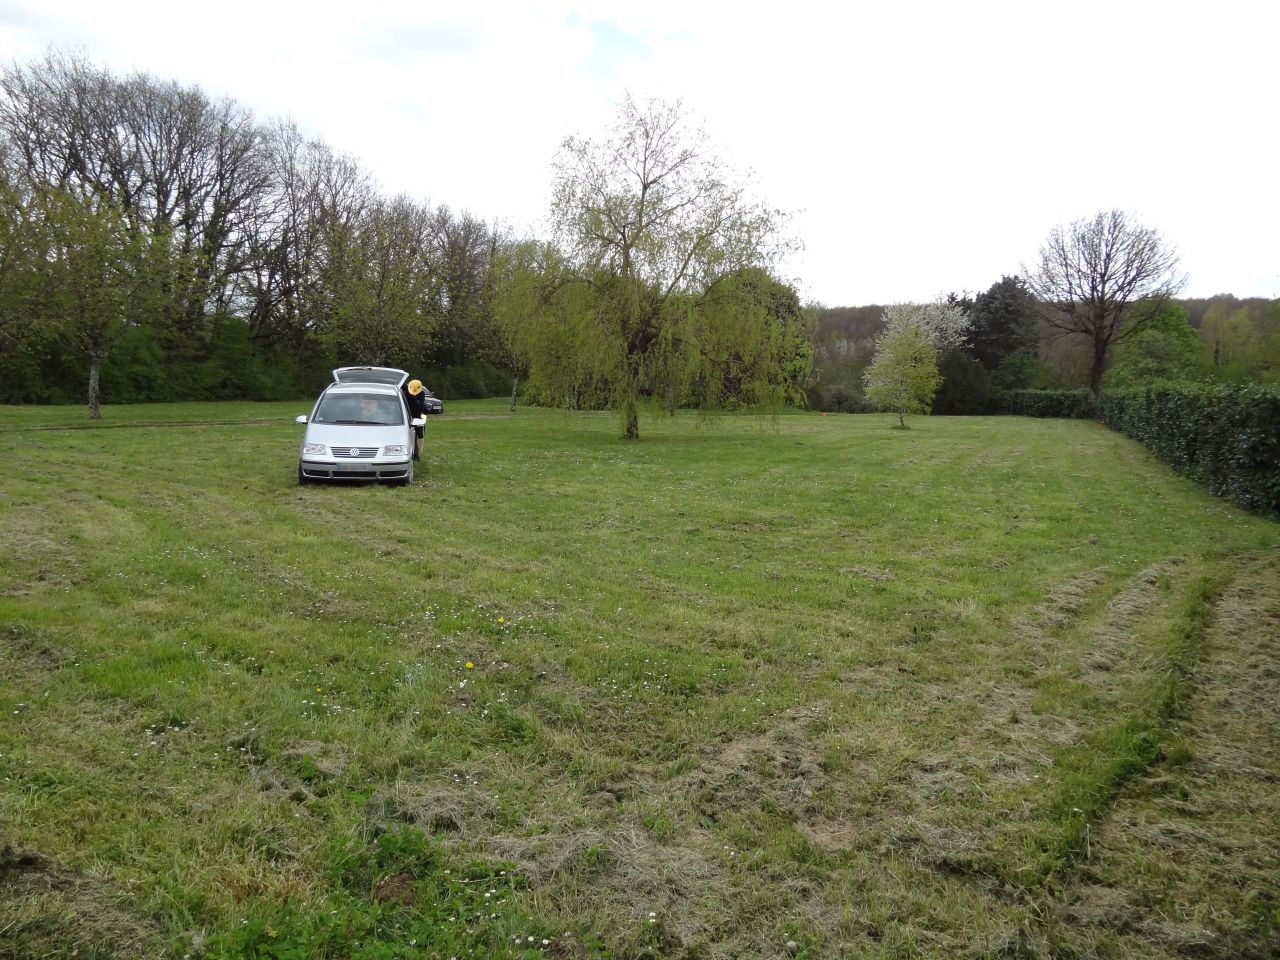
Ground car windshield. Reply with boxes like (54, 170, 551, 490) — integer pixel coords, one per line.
(312, 392, 404, 426)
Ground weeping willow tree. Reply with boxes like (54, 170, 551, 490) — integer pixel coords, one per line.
(492, 240, 614, 411)
(688, 266, 814, 413)
(537, 95, 800, 438)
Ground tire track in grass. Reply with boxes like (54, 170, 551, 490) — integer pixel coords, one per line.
(1038, 551, 1280, 958)
(802, 557, 1203, 888)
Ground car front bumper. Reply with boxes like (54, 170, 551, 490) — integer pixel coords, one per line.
(299, 458, 412, 481)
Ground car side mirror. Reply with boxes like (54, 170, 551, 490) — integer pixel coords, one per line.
(295, 415, 308, 424)
(411, 417, 426, 427)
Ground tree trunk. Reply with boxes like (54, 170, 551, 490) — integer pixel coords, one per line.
(1088, 342, 1107, 397)
(897, 409, 906, 428)
(509, 375, 519, 412)
(88, 350, 105, 420)
(623, 394, 639, 439)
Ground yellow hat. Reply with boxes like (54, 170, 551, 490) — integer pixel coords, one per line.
(407, 379, 423, 395)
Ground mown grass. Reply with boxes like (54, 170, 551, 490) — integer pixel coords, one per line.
(1, 400, 1276, 959)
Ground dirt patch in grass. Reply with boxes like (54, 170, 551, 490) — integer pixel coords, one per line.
(369, 782, 739, 956)
(371, 774, 503, 835)
(671, 705, 829, 822)
(1079, 557, 1184, 684)
(0, 622, 72, 683)
(283, 740, 349, 779)
(0, 843, 168, 960)
(369, 708, 838, 959)
(482, 819, 778, 959)
(0, 510, 83, 598)
(235, 737, 351, 804)
(1004, 557, 1188, 739)
(1044, 552, 1280, 959)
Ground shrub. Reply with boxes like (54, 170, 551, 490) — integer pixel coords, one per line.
(996, 389, 1099, 420)
(990, 351, 1051, 392)
(934, 350, 993, 415)
(423, 361, 511, 400)
(1100, 385, 1280, 516)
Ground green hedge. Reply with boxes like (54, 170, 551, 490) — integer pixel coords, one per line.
(996, 389, 1099, 420)
(999, 385, 1280, 516)
(1099, 385, 1280, 516)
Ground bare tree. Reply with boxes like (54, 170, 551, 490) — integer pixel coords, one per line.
(312, 194, 441, 365)
(1025, 210, 1186, 395)
(424, 205, 494, 367)
(240, 125, 375, 367)
(0, 53, 276, 343)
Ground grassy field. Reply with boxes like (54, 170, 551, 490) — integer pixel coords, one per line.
(1, 400, 1277, 959)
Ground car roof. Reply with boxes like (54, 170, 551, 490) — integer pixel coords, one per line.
(332, 366, 408, 387)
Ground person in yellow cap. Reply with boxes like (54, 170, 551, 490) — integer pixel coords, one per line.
(402, 378, 428, 461)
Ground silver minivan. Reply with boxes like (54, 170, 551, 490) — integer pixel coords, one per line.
(295, 367, 425, 485)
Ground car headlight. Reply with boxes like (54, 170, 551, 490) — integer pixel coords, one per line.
(383, 444, 409, 457)
(302, 443, 327, 455)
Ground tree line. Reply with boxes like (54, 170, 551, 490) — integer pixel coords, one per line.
(2, 52, 1276, 432)
(0, 51, 513, 413)
(812, 281, 1279, 420)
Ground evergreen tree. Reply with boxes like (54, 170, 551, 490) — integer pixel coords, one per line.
(967, 275, 1038, 370)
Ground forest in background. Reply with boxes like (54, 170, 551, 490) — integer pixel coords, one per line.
(810, 292, 1280, 414)
(1, 52, 1277, 415)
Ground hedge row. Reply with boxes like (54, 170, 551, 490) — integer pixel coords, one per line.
(999, 386, 1280, 516)
(995, 389, 1099, 420)
(1099, 385, 1280, 516)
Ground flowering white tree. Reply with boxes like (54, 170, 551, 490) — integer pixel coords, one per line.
(881, 300, 970, 352)
(863, 323, 942, 427)
(862, 300, 969, 427)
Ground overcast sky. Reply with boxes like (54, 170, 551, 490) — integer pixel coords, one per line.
(2, 0, 1276, 305)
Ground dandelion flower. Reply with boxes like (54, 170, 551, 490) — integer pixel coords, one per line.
(466, 662, 474, 669)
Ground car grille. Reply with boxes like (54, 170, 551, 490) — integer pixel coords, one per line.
(332, 446, 380, 458)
